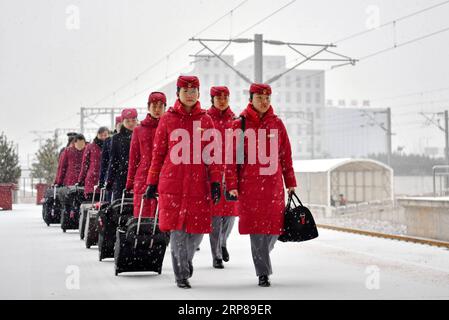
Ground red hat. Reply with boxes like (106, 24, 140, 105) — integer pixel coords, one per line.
(249, 83, 272, 95)
(148, 92, 167, 105)
(210, 86, 230, 97)
(121, 108, 138, 120)
(177, 75, 200, 88)
(115, 116, 122, 125)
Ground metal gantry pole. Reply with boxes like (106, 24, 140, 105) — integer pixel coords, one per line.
(254, 34, 263, 83)
(386, 107, 392, 167)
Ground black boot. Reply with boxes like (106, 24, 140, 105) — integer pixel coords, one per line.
(258, 275, 271, 287)
(189, 262, 193, 278)
(213, 258, 224, 269)
(176, 279, 191, 289)
(222, 246, 229, 262)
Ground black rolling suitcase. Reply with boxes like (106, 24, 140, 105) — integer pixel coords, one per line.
(114, 195, 169, 276)
(84, 186, 103, 248)
(79, 186, 99, 240)
(43, 186, 62, 226)
(98, 190, 133, 261)
(61, 185, 85, 233)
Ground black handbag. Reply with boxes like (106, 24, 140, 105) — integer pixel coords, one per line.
(278, 192, 319, 242)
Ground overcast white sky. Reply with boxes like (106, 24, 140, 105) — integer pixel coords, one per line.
(1, 0, 449, 166)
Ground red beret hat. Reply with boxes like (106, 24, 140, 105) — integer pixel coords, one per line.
(121, 108, 138, 120)
(148, 92, 167, 104)
(210, 86, 230, 97)
(249, 83, 272, 95)
(115, 116, 122, 125)
(177, 75, 200, 88)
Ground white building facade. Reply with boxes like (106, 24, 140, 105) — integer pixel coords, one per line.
(158, 55, 326, 160)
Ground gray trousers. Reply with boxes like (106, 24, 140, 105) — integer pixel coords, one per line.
(250, 234, 279, 277)
(209, 216, 235, 260)
(170, 230, 204, 281)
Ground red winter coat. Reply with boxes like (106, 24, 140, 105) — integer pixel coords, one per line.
(146, 100, 222, 234)
(54, 147, 68, 184)
(126, 114, 159, 218)
(206, 106, 238, 217)
(78, 139, 103, 195)
(225, 104, 297, 235)
(55, 146, 85, 186)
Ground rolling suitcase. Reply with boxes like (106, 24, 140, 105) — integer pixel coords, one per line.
(114, 195, 169, 276)
(98, 190, 133, 261)
(84, 186, 103, 248)
(61, 185, 85, 233)
(79, 187, 98, 240)
(43, 186, 62, 226)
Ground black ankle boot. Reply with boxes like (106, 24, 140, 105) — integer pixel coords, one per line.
(176, 279, 191, 289)
(221, 246, 229, 262)
(258, 275, 271, 287)
(213, 258, 224, 269)
(188, 262, 193, 277)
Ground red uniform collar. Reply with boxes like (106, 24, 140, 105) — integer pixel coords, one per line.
(140, 113, 159, 127)
(171, 99, 204, 116)
(207, 105, 234, 119)
(241, 103, 275, 123)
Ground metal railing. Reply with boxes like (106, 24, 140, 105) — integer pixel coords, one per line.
(433, 165, 449, 197)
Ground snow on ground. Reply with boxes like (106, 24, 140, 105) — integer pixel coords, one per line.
(1, 204, 449, 300)
(318, 216, 408, 235)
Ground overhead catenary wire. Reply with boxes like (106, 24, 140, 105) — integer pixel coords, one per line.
(115, 0, 299, 106)
(91, 0, 250, 107)
(333, 0, 449, 44)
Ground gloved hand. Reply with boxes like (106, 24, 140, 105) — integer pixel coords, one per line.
(105, 181, 113, 191)
(144, 184, 157, 199)
(77, 181, 84, 187)
(211, 182, 221, 204)
(98, 182, 104, 189)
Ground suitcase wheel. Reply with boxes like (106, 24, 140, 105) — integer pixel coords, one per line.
(63, 229, 66, 233)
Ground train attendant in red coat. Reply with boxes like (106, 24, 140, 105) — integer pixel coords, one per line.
(78, 127, 110, 200)
(145, 75, 221, 289)
(126, 92, 166, 218)
(226, 83, 297, 287)
(206, 86, 238, 269)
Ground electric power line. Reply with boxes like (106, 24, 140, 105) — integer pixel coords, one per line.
(333, 0, 449, 44)
(91, 0, 250, 107)
(114, 0, 299, 106)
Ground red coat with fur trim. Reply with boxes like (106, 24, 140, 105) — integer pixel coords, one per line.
(225, 104, 297, 235)
(206, 106, 238, 217)
(146, 100, 222, 233)
(126, 114, 159, 218)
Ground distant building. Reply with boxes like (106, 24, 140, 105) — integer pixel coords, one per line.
(157, 55, 325, 160)
(324, 102, 388, 158)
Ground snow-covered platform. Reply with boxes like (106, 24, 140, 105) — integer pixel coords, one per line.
(397, 196, 449, 242)
(1, 204, 449, 300)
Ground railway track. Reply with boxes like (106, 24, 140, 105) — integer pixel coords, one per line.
(317, 224, 449, 249)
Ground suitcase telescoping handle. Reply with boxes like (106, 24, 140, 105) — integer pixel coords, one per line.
(100, 187, 106, 203)
(134, 195, 146, 249)
(120, 189, 126, 214)
(149, 201, 159, 249)
(53, 185, 57, 205)
(52, 185, 57, 214)
(92, 185, 98, 208)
